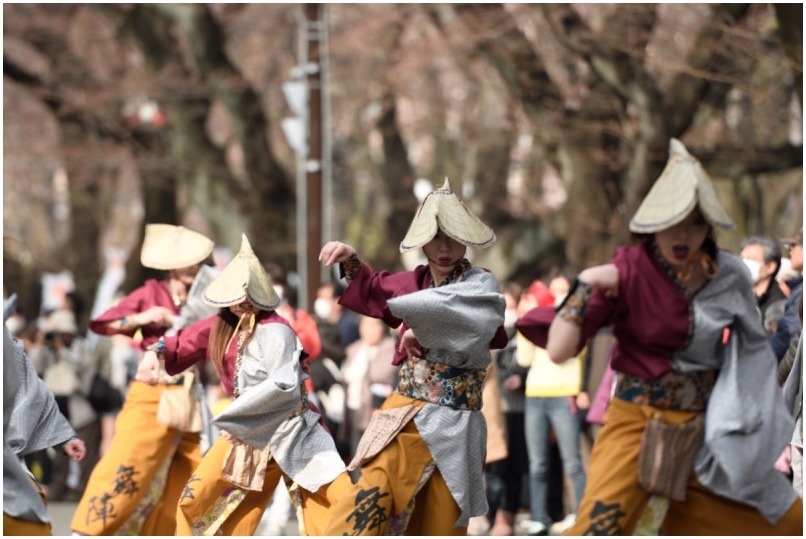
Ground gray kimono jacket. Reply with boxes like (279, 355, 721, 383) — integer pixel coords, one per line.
(211, 322, 346, 492)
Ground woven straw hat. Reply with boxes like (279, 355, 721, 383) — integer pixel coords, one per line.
(629, 139, 735, 234)
(140, 224, 214, 270)
(202, 234, 279, 310)
(399, 179, 496, 252)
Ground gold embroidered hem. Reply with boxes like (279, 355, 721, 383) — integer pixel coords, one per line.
(190, 487, 247, 536)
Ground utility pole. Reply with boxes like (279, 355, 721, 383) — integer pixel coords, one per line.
(304, 3, 323, 314)
(284, 5, 329, 312)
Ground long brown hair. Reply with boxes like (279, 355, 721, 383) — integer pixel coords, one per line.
(208, 308, 239, 378)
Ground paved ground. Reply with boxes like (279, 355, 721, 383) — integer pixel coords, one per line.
(46, 500, 300, 536)
(47, 501, 78, 536)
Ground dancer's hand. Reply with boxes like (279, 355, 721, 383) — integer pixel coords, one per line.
(579, 264, 620, 298)
(64, 438, 86, 461)
(398, 328, 423, 360)
(319, 241, 357, 266)
(774, 445, 792, 475)
(136, 306, 175, 328)
(220, 430, 245, 446)
(136, 351, 162, 385)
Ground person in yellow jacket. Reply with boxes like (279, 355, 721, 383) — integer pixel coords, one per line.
(516, 280, 586, 536)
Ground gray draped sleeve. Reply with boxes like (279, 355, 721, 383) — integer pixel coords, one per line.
(168, 265, 220, 335)
(212, 323, 345, 492)
(4, 319, 75, 523)
(674, 252, 797, 524)
(387, 269, 505, 526)
(387, 268, 505, 369)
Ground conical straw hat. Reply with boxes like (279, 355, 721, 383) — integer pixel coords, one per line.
(629, 139, 734, 234)
(399, 179, 496, 252)
(203, 234, 279, 310)
(140, 224, 214, 270)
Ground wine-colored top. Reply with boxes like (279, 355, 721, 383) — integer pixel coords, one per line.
(516, 239, 691, 381)
(89, 279, 178, 350)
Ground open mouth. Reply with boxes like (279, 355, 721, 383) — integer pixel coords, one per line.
(672, 246, 690, 261)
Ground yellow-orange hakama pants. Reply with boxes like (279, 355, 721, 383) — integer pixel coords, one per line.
(4, 469, 55, 535)
(323, 393, 467, 536)
(3, 513, 53, 536)
(175, 435, 352, 536)
(70, 381, 201, 535)
(568, 397, 803, 536)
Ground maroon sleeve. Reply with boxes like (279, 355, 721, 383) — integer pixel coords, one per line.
(162, 314, 217, 375)
(338, 261, 418, 329)
(88, 283, 154, 338)
(88, 280, 177, 346)
(516, 250, 624, 352)
(490, 325, 509, 350)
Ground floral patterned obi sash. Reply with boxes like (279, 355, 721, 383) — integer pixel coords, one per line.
(395, 358, 486, 410)
(615, 369, 717, 412)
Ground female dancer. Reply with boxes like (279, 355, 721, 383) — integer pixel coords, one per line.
(517, 139, 802, 535)
(137, 234, 348, 535)
(319, 179, 508, 535)
(71, 224, 217, 535)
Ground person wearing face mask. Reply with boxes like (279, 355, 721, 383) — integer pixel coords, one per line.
(71, 224, 219, 536)
(770, 229, 803, 361)
(319, 179, 508, 535)
(516, 139, 802, 535)
(136, 234, 349, 535)
(740, 236, 786, 333)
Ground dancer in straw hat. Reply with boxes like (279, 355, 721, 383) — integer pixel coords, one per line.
(71, 224, 218, 536)
(319, 179, 508, 535)
(516, 139, 802, 535)
(136, 234, 349, 535)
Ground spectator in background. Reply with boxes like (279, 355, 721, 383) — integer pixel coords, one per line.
(470, 340, 510, 536)
(89, 332, 133, 456)
(314, 281, 360, 358)
(777, 256, 801, 298)
(487, 282, 530, 536)
(517, 280, 587, 536)
(265, 262, 322, 365)
(341, 315, 399, 460)
(548, 272, 572, 308)
(777, 298, 803, 387)
(38, 309, 100, 502)
(781, 314, 803, 496)
(740, 236, 786, 332)
(771, 229, 803, 361)
(580, 328, 617, 442)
